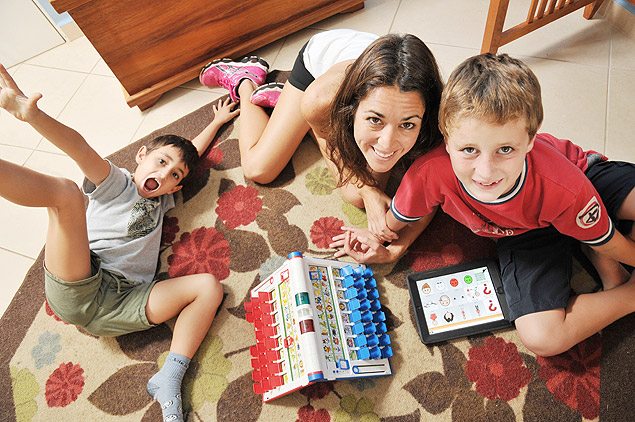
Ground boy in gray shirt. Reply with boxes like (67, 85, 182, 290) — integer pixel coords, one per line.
(0, 64, 238, 422)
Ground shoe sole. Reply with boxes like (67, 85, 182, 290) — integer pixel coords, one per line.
(199, 56, 270, 82)
(253, 82, 284, 94)
(251, 82, 284, 108)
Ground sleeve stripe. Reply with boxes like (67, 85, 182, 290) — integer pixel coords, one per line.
(581, 219, 615, 246)
(390, 200, 422, 223)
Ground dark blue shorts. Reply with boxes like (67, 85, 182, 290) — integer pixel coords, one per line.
(497, 160, 634, 321)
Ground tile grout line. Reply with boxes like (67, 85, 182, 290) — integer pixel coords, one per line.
(28, 66, 93, 162)
(388, 0, 404, 34)
(604, 25, 613, 155)
(0, 246, 37, 261)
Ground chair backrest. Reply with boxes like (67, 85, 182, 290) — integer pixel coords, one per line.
(481, 0, 606, 54)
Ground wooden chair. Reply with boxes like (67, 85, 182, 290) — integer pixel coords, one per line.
(481, 0, 606, 54)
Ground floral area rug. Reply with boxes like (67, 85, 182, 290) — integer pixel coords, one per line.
(2, 71, 634, 422)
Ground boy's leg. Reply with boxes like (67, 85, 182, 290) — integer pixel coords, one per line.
(515, 273, 635, 356)
(145, 273, 223, 357)
(616, 187, 635, 240)
(584, 161, 635, 287)
(237, 80, 310, 184)
(144, 273, 222, 422)
(0, 158, 91, 281)
(499, 226, 635, 356)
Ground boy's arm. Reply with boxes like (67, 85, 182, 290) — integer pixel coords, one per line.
(0, 64, 110, 185)
(591, 231, 635, 267)
(331, 207, 437, 263)
(386, 207, 410, 233)
(357, 184, 399, 242)
(190, 98, 239, 156)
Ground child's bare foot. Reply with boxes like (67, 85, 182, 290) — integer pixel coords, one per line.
(582, 244, 630, 290)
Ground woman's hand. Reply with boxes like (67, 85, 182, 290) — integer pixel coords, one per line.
(359, 186, 398, 243)
(330, 227, 394, 264)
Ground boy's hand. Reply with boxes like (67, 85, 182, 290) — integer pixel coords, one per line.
(330, 227, 393, 263)
(0, 64, 42, 122)
(212, 97, 239, 125)
(359, 186, 398, 243)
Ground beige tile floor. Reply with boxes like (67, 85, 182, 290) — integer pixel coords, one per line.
(1, 0, 634, 317)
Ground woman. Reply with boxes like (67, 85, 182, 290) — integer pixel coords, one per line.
(200, 29, 443, 243)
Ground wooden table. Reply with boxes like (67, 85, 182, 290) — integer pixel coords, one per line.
(50, 0, 365, 110)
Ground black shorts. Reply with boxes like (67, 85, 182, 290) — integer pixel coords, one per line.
(497, 160, 634, 321)
(287, 42, 314, 92)
(585, 160, 635, 235)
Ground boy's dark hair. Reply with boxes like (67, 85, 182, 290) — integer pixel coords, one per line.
(146, 135, 199, 183)
(327, 33, 444, 188)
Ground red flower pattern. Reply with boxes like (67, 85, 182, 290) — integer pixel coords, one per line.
(310, 217, 345, 249)
(191, 146, 223, 179)
(215, 185, 262, 230)
(466, 336, 531, 401)
(407, 212, 496, 272)
(167, 227, 231, 281)
(161, 216, 180, 245)
(45, 300, 68, 324)
(538, 334, 601, 420)
(297, 404, 331, 422)
(45, 362, 85, 407)
(300, 381, 335, 400)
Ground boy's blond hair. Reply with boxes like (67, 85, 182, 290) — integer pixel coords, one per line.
(439, 53, 543, 139)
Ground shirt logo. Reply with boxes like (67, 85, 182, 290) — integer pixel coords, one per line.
(576, 196, 601, 229)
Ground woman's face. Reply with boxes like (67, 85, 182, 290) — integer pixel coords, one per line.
(353, 85, 425, 174)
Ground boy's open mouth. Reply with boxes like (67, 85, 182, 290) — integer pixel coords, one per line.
(144, 177, 160, 192)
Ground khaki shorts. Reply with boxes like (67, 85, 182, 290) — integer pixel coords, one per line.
(44, 252, 157, 336)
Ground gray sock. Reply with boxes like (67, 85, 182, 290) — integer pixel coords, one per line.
(147, 352, 190, 422)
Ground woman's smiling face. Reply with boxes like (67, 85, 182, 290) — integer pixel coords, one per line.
(353, 85, 425, 174)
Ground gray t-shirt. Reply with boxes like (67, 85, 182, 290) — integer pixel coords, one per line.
(83, 161, 175, 283)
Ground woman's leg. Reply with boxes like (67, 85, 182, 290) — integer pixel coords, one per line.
(237, 80, 310, 184)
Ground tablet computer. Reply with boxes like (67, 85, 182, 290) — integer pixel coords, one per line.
(407, 259, 512, 344)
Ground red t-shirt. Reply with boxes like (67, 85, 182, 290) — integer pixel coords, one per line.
(391, 134, 613, 246)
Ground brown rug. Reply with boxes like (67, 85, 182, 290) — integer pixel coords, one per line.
(2, 71, 634, 422)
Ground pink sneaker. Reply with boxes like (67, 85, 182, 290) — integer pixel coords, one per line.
(250, 82, 284, 108)
(199, 56, 269, 102)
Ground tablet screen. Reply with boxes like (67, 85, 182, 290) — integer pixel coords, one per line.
(408, 259, 511, 343)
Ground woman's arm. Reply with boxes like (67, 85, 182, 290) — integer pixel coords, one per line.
(330, 207, 437, 263)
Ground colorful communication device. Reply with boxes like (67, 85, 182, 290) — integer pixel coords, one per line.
(407, 259, 512, 344)
(245, 252, 392, 402)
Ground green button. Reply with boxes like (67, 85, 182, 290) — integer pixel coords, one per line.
(464, 275, 473, 284)
(296, 292, 310, 306)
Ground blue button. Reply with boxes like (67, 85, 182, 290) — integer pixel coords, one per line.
(367, 334, 379, 347)
(381, 346, 393, 358)
(340, 265, 353, 277)
(373, 311, 386, 323)
(365, 278, 377, 289)
(350, 310, 362, 323)
(352, 322, 364, 335)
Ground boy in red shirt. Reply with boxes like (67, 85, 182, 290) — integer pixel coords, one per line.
(332, 54, 635, 356)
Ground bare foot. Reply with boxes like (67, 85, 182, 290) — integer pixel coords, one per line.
(581, 244, 630, 290)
